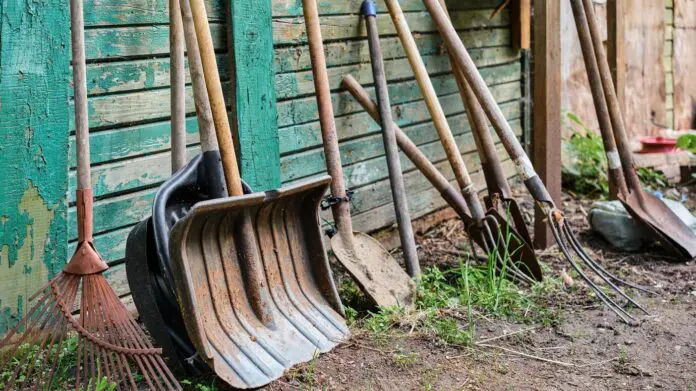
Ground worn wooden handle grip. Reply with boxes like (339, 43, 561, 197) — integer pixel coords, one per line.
(188, 0, 243, 196)
(384, 0, 472, 190)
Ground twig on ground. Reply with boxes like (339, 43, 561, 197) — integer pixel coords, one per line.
(475, 326, 540, 345)
(476, 343, 574, 367)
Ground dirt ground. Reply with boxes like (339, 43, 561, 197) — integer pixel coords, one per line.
(260, 185, 696, 391)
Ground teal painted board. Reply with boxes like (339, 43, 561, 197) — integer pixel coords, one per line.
(229, 0, 281, 191)
(0, 2, 71, 334)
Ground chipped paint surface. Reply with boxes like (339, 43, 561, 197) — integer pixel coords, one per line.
(0, 2, 70, 334)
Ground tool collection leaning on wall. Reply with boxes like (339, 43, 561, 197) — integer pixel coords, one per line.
(4, 0, 685, 389)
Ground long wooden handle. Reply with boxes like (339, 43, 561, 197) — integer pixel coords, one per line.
(179, 0, 217, 153)
(437, 0, 512, 198)
(342, 74, 473, 221)
(581, 0, 641, 193)
(71, 0, 90, 191)
(569, 0, 629, 198)
(423, 0, 554, 206)
(384, 0, 472, 191)
(302, 0, 354, 237)
(170, 0, 187, 172)
(187, 0, 243, 196)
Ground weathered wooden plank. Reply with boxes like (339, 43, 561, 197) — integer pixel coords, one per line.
(68, 189, 156, 239)
(272, 0, 498, 17)
(68, 117, 201, 167)
(273, 9, 509, 45)
(533, 0, 561, 248)
(84, 0, 225, 26)
(86, 55, 229, 95)
(67, 147, 199, 203)
(84, 23, 227, 60)
(673, 0, 696, 129)
(80, 61, 518, 131)
(274, 28, 511, 73)
(624, 0, 666, 136)
(83, 0, 501, 25)
(0, 1, 71, 334)
(279, 83, 522, 155)
(229, 0, 282, 191)
(276, 46, 520, 99)
(278, 61, 521, 128)
(91, 45, 516, 96)
(70, 64, 520, 169)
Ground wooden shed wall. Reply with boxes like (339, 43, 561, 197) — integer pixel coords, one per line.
(1, 0, 523, 332)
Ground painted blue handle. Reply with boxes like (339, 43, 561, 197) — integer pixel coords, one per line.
(361, 0, 377, 17)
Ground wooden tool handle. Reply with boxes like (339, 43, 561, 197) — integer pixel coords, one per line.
(423, 0, 554, 205)
(581, 0, 640, 193)
(187, 0, 243, 196)
(170, 0, 187, 172)
(384, 0, 472, 191)
(570, 0, 629, 198)
(71, 0, 90, 191)
(179, 0, 217, 153)
(302, 0, 354, 237)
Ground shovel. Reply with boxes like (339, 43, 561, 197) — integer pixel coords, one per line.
(301, 0, 415, 308)
(571, 0, 696, 261)
(166, 0, 348, 387)
(125, 0, 231, 372)
(424, 0, 649, 322)
(383, 0, 538, 283)
(363, 0, 421, 281)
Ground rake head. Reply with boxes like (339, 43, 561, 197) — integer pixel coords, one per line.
(546, 208, 654, 324)
(0, 272, 180, 390)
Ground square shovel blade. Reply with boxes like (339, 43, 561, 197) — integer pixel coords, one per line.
(168, 175, 349, 389)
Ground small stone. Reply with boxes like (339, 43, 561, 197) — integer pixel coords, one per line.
(625, 339, 635, 345)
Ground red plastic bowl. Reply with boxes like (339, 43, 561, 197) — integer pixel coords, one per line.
(639, 136, 677, 154)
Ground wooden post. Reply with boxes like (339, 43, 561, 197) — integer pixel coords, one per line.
(227, 0, 281, 191)
(512, 0, 532, 50)
(607, 0, 625, 114)
(0, 3, 71, 333)
(532, 0, 561, 249)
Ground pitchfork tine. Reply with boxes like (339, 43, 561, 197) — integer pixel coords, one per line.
(562, 223, 651, 314)
(477, 219, 535, 285)
(549, 215, 633, 323)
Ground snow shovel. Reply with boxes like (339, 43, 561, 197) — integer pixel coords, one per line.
(342, 75, 538, 283)
(571, 0, 696, 261)
(384, 0, 538, 283)
(424, 0, 649, 322)
(301, 0, 415, 308)
(363, 0, 421, 280)
(166, 0, 348, 388)
(125, 0, 236, 372)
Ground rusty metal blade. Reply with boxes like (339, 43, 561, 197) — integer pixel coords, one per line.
(168, 176, 348, 389)
(623, 190, 696, 260)
(331, 232, 415, 308)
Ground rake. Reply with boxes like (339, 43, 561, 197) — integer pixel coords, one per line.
(423, 0, 650, 323)
(0, 0, 181, 388)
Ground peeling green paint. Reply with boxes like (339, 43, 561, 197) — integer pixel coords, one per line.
(0, 2, 70, 334)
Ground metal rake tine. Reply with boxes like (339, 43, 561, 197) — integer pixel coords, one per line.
(477, 221, 533, 286)
(562, 222, 657, 295)
(481, 216, 536, 285)
(548, 214, 633, 323)
(562, 222, 651, 315)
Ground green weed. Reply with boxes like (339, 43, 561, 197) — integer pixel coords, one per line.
(637, 167, 669, 189)
(561, 112, 610, 198)
(677, 133, 696, 153)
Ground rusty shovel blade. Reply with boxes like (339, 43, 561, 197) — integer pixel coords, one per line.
(623, 191, 696, 260)
(167, 175, 349, 389)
